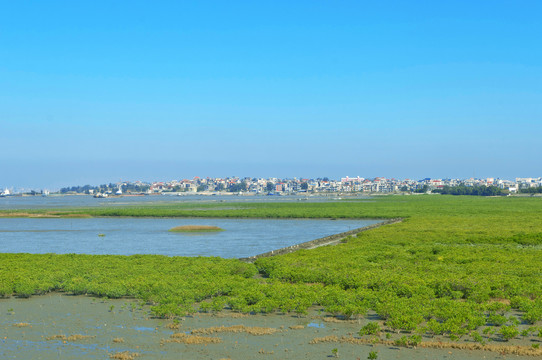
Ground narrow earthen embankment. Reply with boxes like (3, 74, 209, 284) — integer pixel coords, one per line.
(239, 218, 403, 262)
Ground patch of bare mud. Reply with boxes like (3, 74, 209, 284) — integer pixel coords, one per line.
(191, 325, 279, 336)
(1, 294, 539, 359)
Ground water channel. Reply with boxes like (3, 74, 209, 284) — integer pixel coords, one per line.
(0, 217, 380, 258)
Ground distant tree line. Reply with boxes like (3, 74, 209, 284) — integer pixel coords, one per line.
(228, 181, 247, 192)
(432, 185, 505, 196)
(519, 186, 542, 194)
(60, 184, 95, 194)
(60, 183, 150, 194)
(414, 185, 429, 193)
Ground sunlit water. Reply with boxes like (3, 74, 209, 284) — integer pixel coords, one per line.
(0, 193, 370, 210)
(0, 218, 380, 258)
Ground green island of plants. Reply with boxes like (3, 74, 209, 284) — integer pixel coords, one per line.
(2, 195, 542, 348)
(168, 225, 224, 232)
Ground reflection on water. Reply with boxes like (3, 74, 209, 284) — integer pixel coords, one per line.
(307, 322, 325, 328)
(0, 218, 380, 258)
(133, 326, 156, 332)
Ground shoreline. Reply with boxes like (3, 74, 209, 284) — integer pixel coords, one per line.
(2, 196, 542, 359)
(239, 218, 403, 262)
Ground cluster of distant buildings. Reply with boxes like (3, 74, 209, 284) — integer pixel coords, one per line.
(53, 176, 542, 196)
(2, 177, 541, 197)
(155, 176, 541, 194)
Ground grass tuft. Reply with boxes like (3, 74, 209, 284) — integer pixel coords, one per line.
(169, 225, 224, 232)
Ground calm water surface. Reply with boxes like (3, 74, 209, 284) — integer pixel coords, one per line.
(0, 193, 370, 210)
(0, 218, 380, 258)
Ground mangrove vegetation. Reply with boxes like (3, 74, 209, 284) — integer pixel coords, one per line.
(1, 195, 542, 345)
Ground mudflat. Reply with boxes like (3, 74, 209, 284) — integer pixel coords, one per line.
(0, 293, 533, 360)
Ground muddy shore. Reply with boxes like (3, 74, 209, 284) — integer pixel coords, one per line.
(1, 294, 537, 359)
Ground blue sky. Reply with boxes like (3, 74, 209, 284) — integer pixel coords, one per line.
(1, 1, 541, 189)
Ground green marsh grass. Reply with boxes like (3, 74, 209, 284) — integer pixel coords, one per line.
(2, 195, 542, 343)
(168, 225, 224, 232)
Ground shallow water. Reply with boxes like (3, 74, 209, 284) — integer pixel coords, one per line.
(0, 218, 379, 258)
(0, 193, 369, 210)
(0, 294, 524, 360)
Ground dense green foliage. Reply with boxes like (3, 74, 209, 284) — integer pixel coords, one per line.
(520, 186, 542, 194)
(2, 195, 542, 343)
(227, 181, 248, 193)
(413, 185, 429, 193)
(432, 185, 505, 196)
(60, 183, 150, 194)
(0, 254, 257, 316)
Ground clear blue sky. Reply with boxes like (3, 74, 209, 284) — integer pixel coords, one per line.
(1, 1, 540, 189)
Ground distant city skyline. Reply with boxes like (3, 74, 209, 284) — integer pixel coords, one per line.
(3, 173, 541, 193)
(1, 1, 541, 189)
(1, 158, 541, 190)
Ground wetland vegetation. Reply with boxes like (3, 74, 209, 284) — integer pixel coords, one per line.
(2, 195, 542, 353)
(168, 225, 224, 232)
